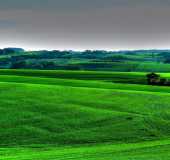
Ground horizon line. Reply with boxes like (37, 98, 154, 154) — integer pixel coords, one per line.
(2, 47, 170, 52)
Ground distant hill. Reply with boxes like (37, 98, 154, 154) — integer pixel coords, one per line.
(0, 48, 25, 56)
(3, 47, 25, 52)
(0, 49, 170, 71)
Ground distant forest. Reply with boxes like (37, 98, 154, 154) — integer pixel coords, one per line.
(1, 48, 170, 72)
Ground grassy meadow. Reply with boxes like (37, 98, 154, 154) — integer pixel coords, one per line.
(0, 69, 170, 159)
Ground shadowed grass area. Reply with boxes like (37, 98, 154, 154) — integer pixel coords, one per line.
(0, 69, 170, 84)
(0, 69, 148, 84)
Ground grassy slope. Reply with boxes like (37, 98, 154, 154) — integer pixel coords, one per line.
(1, 70, 170, 159)
(2, 81, 170, 146)
(2, 140, 170, 160)
(0, 69, 148, 84)
(0, 74, 170, 94)
(0, 69, 170, 84)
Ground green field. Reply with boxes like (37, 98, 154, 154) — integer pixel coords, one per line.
(1, 69, 170, 159)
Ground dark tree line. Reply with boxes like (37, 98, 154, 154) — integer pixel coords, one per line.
(146, 73, 170, 86)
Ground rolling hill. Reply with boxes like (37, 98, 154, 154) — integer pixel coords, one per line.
(0, 69, 170, 159)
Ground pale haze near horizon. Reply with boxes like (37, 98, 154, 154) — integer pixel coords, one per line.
(0, 0, 170, 51)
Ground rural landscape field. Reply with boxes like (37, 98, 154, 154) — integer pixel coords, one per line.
(1, 0, 170, 159)
(0, 49, 170, 159)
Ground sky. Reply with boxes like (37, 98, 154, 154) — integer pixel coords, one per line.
(0, 0, 170, 51)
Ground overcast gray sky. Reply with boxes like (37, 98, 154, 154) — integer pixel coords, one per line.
(0, 0, 170, 50)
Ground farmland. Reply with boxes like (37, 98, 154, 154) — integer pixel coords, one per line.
(1, 0, 170, 158)
(0, 69, 170, 159)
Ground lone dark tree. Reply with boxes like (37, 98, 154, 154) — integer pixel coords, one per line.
(146, 73, 160, 85)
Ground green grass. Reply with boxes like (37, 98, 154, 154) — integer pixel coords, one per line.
(134, 62, 170, 72)
(0, 74, 170, 94)
(1, 81, 168, 146)
(0, 69, 170, 84)
(0, 69, 149, 84)
(0, 69, 170, 159)
(58, 61, 170, 72)
(2, 140, 170, 160)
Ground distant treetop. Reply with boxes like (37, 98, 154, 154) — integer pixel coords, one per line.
(3, 48, 25, 52)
